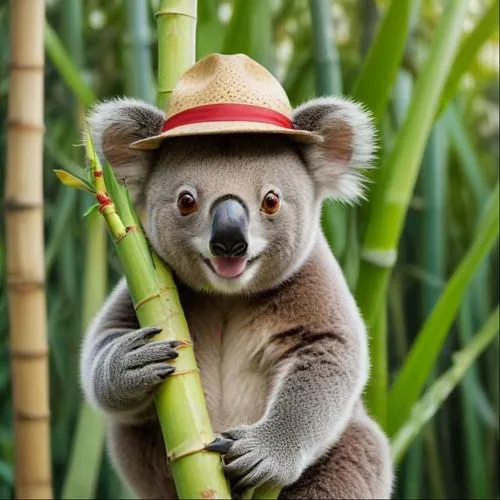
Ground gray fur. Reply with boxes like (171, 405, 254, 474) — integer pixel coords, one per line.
(80, 97, 392, 499)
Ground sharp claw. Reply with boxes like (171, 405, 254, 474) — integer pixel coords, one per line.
(205, 436, 234, 453)
(144, 327, 162, 338)
(159, 366, 175, 379)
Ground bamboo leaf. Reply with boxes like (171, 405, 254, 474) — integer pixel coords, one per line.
(391, 306, 500, 463)
(351, 0, 412, 122)
(438, 0, 500, 116)
(222, 0, 273, 71)
(44, 22, 96, 107)
(54, 169, 95, 193)
(83, 203, 100, 217)
(197, 0, 225, 58)
(387, 183, 499, 436)
(102, 161, 135, 228)
(356, 0, 469, 333)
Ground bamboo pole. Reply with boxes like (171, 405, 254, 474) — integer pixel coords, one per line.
(82, 138, 230, 498)
(355, 0, 468, 333)
(125, 0, 155, 103)
(5, 1, 52, 498)
(156, 0, 197, 110)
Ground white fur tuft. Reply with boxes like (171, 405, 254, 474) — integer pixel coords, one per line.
(294, 96, 378, 204)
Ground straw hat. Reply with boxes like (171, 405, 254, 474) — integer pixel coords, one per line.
(131, 53, 323, 150)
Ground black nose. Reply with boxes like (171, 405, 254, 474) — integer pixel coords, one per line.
(210, 198, 248, 257)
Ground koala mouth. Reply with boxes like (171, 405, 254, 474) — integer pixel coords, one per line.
(203, 255, 259, 279)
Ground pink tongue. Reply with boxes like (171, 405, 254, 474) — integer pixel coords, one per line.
(211, 257, 247, 278)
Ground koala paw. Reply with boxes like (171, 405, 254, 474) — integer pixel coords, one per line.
(206, 423, 303, 491)
(108, 327, 181, 398)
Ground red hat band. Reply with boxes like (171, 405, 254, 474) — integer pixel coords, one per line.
(161, 103, 295, 133)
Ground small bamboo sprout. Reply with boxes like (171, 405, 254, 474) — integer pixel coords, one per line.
(55, 132, 230, 499)
(5, 1, 53, 498)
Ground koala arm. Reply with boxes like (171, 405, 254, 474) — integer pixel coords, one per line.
(209, 246, 369, 489)
(80, 278, 180, 422)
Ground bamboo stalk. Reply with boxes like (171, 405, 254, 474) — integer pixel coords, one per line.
(125, 0, 155, 103)
(417, 121, 447, 500)
(63, 134, 230, 498)
(391, 306, 500, 464)
(356, 0, 469, 332)
(308, 0, 357, 287)
(5, 1, 52, 498)
(156, 0, 197, 110)
(151, 2, 231, 497)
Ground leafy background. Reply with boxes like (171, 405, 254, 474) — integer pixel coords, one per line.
(0, 0, 498, 499)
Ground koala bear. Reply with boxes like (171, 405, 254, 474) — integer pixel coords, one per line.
(80, 96, 393, 499)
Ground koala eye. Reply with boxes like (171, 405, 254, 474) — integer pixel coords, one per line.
(261, 191, 280, 215)
(177, 191, 198, 216)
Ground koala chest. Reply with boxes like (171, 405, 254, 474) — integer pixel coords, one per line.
(182, 297, 269, 433)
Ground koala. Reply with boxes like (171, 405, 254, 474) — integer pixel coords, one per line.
(80, 96, 393, 499)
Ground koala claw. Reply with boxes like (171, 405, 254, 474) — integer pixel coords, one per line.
(110, 328, 182, 395)
(205, 436, 235, 453)
(207, 424, 302, 491)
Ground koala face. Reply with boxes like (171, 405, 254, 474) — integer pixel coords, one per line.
(89, 97, 375, 295)
(144, 135, 317, 294)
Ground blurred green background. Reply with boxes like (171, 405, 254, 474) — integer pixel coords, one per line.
(0, 0, 499, 499)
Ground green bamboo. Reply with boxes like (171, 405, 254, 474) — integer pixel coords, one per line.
(56, 2, 110, 496)
(149, 2, 230, 496)
(351, 0, 412, 122)
(196, 0, 226, 59)
(416, 120, 448, 500)
(71, 136, 231, 498)
(356, 0, 468, 333)
(44, 22, 96, 107)
(222, 0, 273, 71)
(438, 0, 500, 116)
(387, 183, 499, 436)
(458, 298, 490, 499)
(391, 306, 500, 464)
(156, 0, 197, 110)
(125, 0, 155, 103)
(308, 0, 355, 287)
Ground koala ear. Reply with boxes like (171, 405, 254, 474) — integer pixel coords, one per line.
(87, 98, 165, 199)
(292, 97, 376, 203)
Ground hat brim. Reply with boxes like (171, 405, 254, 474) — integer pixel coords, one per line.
(130, 120, 323, 150)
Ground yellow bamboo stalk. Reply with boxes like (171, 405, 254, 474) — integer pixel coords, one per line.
(4, 1, 52, 499)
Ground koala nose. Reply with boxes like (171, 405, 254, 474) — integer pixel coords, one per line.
(210, 198, 248, 257)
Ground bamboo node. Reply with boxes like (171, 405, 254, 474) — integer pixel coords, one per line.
(167, 367, 200, 377)
(96, 192, 113, 213)
(134, 291, 161, 310)
(3, 199, 43, 212)
(6, 279, 45, 292)
(7, 120, 45, 132)
(360, 249, 397, 267)
(10, 349, 49, 359)
(167, 438, 212, 462)
(15, 410, 50, 421)
(155, 9, 197, 20)
(114, 230, 129, 243)
(10, 63, 44, 71)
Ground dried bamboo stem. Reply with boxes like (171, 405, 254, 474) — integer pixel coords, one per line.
(5, 1, 52, 498)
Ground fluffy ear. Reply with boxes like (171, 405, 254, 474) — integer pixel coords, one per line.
(87, 98, 165, 199)
(292, 97, 376, 203)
